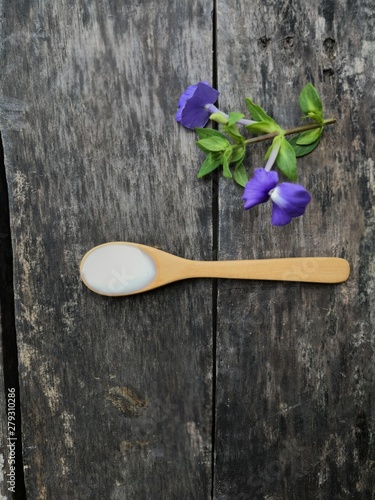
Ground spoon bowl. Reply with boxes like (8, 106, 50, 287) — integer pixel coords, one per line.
(80, 242, 350, 296)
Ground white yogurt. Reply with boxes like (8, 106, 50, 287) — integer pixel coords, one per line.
(80, 243, 157, 295)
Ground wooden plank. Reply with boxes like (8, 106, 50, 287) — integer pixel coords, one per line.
(0, 146, 9, 499)
(1, 1, 214, 498)
(215, 0, 375, 497)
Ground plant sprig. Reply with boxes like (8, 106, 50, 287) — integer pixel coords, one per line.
(176, 81, 335, 226)
(194, 83, 335, 187)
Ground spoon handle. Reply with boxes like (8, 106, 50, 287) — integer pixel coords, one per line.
(184, 257, 349, 284)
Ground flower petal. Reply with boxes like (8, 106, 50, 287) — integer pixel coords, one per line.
(192, 81, 219, 106)
(178, 106, 211, 129)
(270, 183, 311, 217)
(242, 168, 279, 210)
(177, 83, 198, 108)
(176, 84, 198, 123)
(176, 82, 219, 129)
(271, 202, 293, 226)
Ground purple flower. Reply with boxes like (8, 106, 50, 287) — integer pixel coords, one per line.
(242, 168, 279, 209)
(242, 168, 311, 226)
(176, 81, 220, 129)
(270, 182, 312, 226)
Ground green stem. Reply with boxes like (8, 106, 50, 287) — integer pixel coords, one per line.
(243, 118, 336, 146)
(284, 118, 336, 135)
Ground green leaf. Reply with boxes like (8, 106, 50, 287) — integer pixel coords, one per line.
(231, 146, 246, 163)
(264, 143, 273, 161)
(197, 136, 230, 153)
(195, 128, 228, 140)
(245, 98, 277, 123)
(246, 120, 280, 135)
(197, 154, 222, 178)
(221, 151, 232, 178)
(288, 135, 321, 157)
(296, 127, 322, 145)
(228, 112, 245, 127)
(307, 112, 323, 123)
(298, 83, 323, 121)
(233, 162, 248, 187)
(263, 135, 282, 162)
(276, 137, 297, 180)
(222, 124, 245, 144)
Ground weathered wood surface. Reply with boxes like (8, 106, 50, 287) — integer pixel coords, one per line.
(215, 0, 375, 498)
(1, 144, 8, 498)
(0, 0, 374, 498)
(1, 1, 214, 498)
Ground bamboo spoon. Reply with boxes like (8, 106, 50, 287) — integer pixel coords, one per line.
(80, 242, 350, 296)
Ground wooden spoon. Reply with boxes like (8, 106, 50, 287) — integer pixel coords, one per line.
(80, 242, 350, 296)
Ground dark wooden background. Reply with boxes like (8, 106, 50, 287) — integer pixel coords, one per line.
(1, 0, 374, 498)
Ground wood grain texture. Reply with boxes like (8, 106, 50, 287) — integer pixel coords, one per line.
(1, 0, 214, 498)
(0, 147, 8, 499)
(215, 0, 375, 498)
(2, 0, 375, 498)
